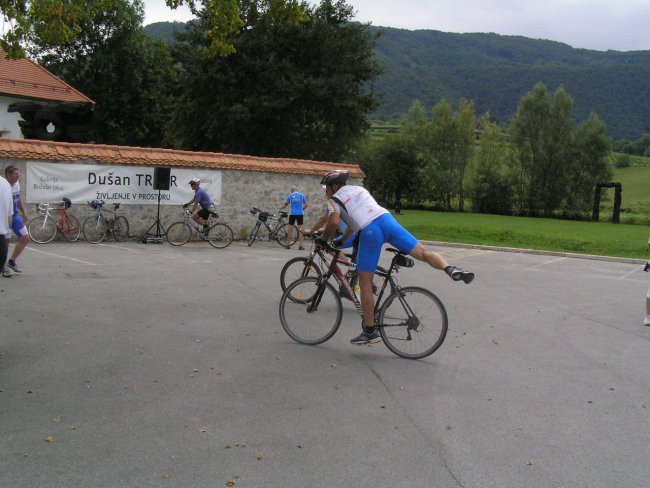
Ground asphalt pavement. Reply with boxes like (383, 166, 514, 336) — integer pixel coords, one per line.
(1, 238, 649, 488)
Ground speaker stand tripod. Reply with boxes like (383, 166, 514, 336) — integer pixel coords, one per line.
(142, 189, 166, 243)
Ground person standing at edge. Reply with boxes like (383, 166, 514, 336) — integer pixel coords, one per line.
(4, 166, 29, 274)
(283, 186, 308, 250)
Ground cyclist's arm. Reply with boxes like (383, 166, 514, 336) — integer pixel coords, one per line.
(306, 213, 329, 234)
(17, 196, 27, 219)
(321, 211, 340, 242)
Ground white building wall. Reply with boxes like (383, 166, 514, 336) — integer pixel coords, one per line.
(0, 95, 23, 138)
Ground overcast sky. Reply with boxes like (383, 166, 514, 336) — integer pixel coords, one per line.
(143, 0, 650, 52)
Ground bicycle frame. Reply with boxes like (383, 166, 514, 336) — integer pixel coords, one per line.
(308, 245, 413, 328)
(39, 204, 70, 232)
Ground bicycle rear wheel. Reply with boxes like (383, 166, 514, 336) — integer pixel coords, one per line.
(280, 257, 323, 299)
(112, 216, 130, 241)
(62, 214, 81, 242)
(83, 215, 107, 243)
(275, 223, 298, 247)
(28, 215, 57, 243)
(166, 222, 191, 246)
(279, 277, 342, 345)
(378, 286, 448, 360)
(207, 223, 233, 248)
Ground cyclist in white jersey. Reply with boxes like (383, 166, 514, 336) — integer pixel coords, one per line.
(318, 170, 474, 344)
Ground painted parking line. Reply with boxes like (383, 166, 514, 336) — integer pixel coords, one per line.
(438, 248, 495, 260)
(25, 246, 97, 265)
(528, 256, 567, 269)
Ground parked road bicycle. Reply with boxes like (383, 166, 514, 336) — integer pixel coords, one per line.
(278, 240, 448, 360)
(166, 205, 233, 248)
(279, 232, 385, 301)
(28, 198, 81, 244)
(82, 200, 130, 244)
(247, 206, 298, 248)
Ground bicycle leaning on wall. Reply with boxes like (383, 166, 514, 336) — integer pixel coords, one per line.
(28, 197, 81, 244)
(82, 200, 130, 244)
(247, 206, 298, 248)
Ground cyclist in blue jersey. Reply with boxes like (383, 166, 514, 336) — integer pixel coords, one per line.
(4, 166, 29, 275)
(184, 178, 216, 232)
(282, 186, 308, 250)
(318, 169, 474, 344)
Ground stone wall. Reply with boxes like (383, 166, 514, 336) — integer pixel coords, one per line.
(1, 159, 362, 240)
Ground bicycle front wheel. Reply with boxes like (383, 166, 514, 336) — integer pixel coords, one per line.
(112, 216, 130, 241)
(280, 257, 323, 300)
(62, 214, 81, 242)
(275, 223, 298, 247)
(378, 286, 448, 360)
(83, 215, 107, 243)
(279, 277, 342, 345)
(166, 222, 191, 246)
(247, 222, 260, 246)
(28, 215, 57, 243)
(207, 223, 233, 249)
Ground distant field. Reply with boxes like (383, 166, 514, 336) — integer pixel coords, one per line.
(605, 156, 650, 225)
(395, 210, 649, 260)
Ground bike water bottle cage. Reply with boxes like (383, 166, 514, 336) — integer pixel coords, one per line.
(62, 197, 72, 208)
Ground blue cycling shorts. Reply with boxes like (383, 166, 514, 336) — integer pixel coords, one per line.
(11, 215, 28, 238)
(356, 213, 417, 272)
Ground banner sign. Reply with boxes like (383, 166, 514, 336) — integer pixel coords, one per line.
(25, 162, 222, 206)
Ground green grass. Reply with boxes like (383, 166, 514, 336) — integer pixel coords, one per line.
(395, 211, 649, 260)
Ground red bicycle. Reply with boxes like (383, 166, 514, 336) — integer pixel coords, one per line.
(28, 197, 81, 243)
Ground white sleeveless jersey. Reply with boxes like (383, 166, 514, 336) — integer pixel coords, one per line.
(329, 185, 388, 231)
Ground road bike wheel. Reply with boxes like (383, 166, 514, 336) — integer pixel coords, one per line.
(112, 216, 130, 241)
(378, 286, 448, 360)
(207, 223, 233, 249)
(28, 215, 57, 244)
(279, 277, 342, 345)
(280, 257, 323, 301)
(247, 222, 260, 246)
(83, 215, 107, 244)
(62, 214, 81, 242)
(274, 223, 298, 247)
(166, 222, 191, 246)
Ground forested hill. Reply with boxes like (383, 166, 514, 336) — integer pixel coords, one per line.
(145, 22, 650, 140)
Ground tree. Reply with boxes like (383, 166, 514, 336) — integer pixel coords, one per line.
(564, 113, 612, 217)
(469, 113, 512, 214)
(170, 0, 381, 160)
(511, 83, 574, 216)
(419, 99, 476, 211)
(35, 0, 179, 146)
(1, 0, 302, 58)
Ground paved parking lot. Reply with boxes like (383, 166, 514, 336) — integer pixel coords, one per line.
(1, 239, 649, 487)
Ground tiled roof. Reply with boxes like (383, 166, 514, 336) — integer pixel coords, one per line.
(0, 50, 94, 104)
(0, 138, 365, 177)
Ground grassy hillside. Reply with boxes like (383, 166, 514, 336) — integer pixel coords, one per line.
(143, 22, 650, 139)
(370, 27, 650, 140)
